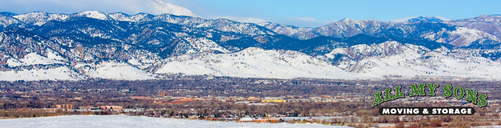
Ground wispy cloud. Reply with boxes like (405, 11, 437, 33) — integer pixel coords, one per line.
(281, 17, 327, 27)
(145, 0, 197, 16)
(285, 17, 318, 22)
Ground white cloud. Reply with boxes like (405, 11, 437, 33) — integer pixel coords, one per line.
(281, 17, 327, 27)
(285, 17, 318, 22)
(145, 0, 197, 16)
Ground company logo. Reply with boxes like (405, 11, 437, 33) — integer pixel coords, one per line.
(372, 84, 487, 115)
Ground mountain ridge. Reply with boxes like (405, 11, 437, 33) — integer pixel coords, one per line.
(1, 11, 501, 81)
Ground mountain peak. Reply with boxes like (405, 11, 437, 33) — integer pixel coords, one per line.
(76, 10, 110, 20)
(340, 18, 355, 22)
(474, 14, 501, 21)
(328, 18, 356, 25)
(0, 12, 17, 16)
(454, 14, 501, 22)
(407, 16, 444, 22)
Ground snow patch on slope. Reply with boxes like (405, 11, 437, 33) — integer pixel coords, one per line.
(76, 11, 111, 21)
(157, 47, 371, 79)
(85, 62, 155, 80)
(423, 27, 501, 47)
(13, 12, 68, 26)
(7, 52, 64, 67)
(338, 44, 501, 79)
(184, 37, 230, 53)
(0, 14, 22, 27)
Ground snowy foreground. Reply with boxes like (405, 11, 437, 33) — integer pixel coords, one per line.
(0, 115, 351, 128)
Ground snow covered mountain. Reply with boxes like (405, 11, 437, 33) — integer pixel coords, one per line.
(1, 11, 501, 81)
(261, 15, 501, 48)
(406, 16, 446, 22)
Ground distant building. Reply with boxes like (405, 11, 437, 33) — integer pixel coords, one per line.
(78, 106, 101, 112)
(248, 97, 261, 101)
(55, 104, 74, 110)
(238, 116, 254, 122)
(262, 100, 286, 103)
(158, 91, 166, 96)
(130, 96, 153, 100)
(100, 106, 123, 112)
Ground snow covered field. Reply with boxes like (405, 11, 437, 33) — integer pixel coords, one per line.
(0, 115, 351, 128)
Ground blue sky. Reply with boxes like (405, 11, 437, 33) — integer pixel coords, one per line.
(1, 0, 500, 27)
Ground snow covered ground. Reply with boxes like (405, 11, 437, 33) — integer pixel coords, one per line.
(0, 115, 350, 128)
(83, 61, 156, 80)
(0, 67, 79, 81)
